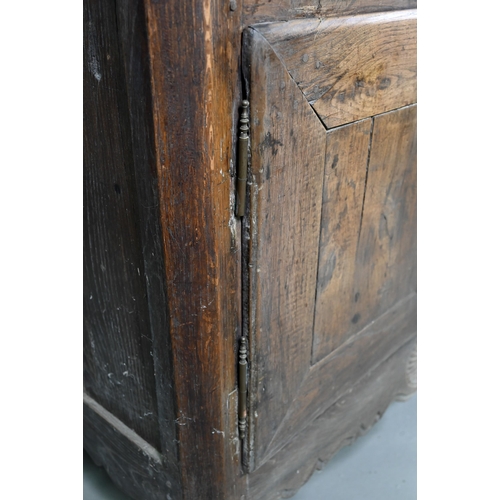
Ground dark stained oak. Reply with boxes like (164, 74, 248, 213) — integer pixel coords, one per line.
(143, 0, 246, 498)
(83, 393, 180, 500)
(84, 0, 162, 450)
(84, 0, 246, 497)
(257, 10, 417, 128)
(114, 0, 180, 469)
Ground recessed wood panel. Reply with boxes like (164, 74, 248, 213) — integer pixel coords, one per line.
(351, 104, 417, 335)
(260, 293, 416, 463)
(83, 393, 180, 500)
(247, 336, 417, 499)
(84, 0, 161, 449)
(312, 119, 373, 361)
(312, 105, 417, 362)
(257, 10, 417, 128)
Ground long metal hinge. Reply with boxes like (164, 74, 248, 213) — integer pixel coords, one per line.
(236, 100, 249, 217)
(238, 337, 248, 438)
(238, 336, 250, 471)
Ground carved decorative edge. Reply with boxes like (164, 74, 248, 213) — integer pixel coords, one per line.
(395, 339, 417, 402)
(275, 410, 386, 500)
(406, 340, 418, 389)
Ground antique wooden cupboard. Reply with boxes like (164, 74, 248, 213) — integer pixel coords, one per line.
(83, 0, 417, 499)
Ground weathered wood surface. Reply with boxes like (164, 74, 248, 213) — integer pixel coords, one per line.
(313, 104, 417, 361)
(244, 20, 417, 473)
(347, 104, 417, 349)
(84, 0, 162, 450)
(261, 292, 416, 464)
(243, 26, 327, 472)
(114, 0, 180, 468)
(85, 0, 246, 496)
(258, 10, 417, 128)
(84, 0, 417, 497)
(244, 0, 417, 25)
(143, 0, 246, 498)
(313, 119, 373, 360)
(84, 393, 180, 500)
(248, 337, 417, 499)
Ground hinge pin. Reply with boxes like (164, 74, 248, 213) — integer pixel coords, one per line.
(236, 101, 249, 217)
(238, 337, 248, 437)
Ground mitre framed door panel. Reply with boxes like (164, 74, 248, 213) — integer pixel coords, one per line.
(243, 10, 416, 472)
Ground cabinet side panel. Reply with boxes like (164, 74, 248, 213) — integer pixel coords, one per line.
(114, 0, 180, 469)
(84, 393, 181, 500)
(84, 0, 161, 450)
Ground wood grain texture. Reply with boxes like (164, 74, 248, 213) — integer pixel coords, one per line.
(312, 105, 417, 361)
(313, 119, 373, 361)
(113, 0, 180, 469)
(84, 393, 180, 500)
(260, 292, 416, 465)
(244, 0, 417, 24)
(143, 0, 246, 498)
(243, 27, 327, 472)
(247, 336, 417, 499)
(349, 105, 417, 347)
(84, 1, 417, 497)
(244, 22, 417, 473)
(257, 11, 417, 128)
(84, 0, 162, 449)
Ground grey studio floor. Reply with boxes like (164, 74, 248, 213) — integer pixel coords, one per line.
(83, 394, 416, 500)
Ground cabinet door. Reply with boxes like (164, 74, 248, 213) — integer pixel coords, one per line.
(243, 10, 416, 472)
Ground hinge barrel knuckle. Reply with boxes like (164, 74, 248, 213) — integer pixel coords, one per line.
(238, 337, 248, 439)
(236, 101, 249, 217)
(238, 358, 247, 415)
